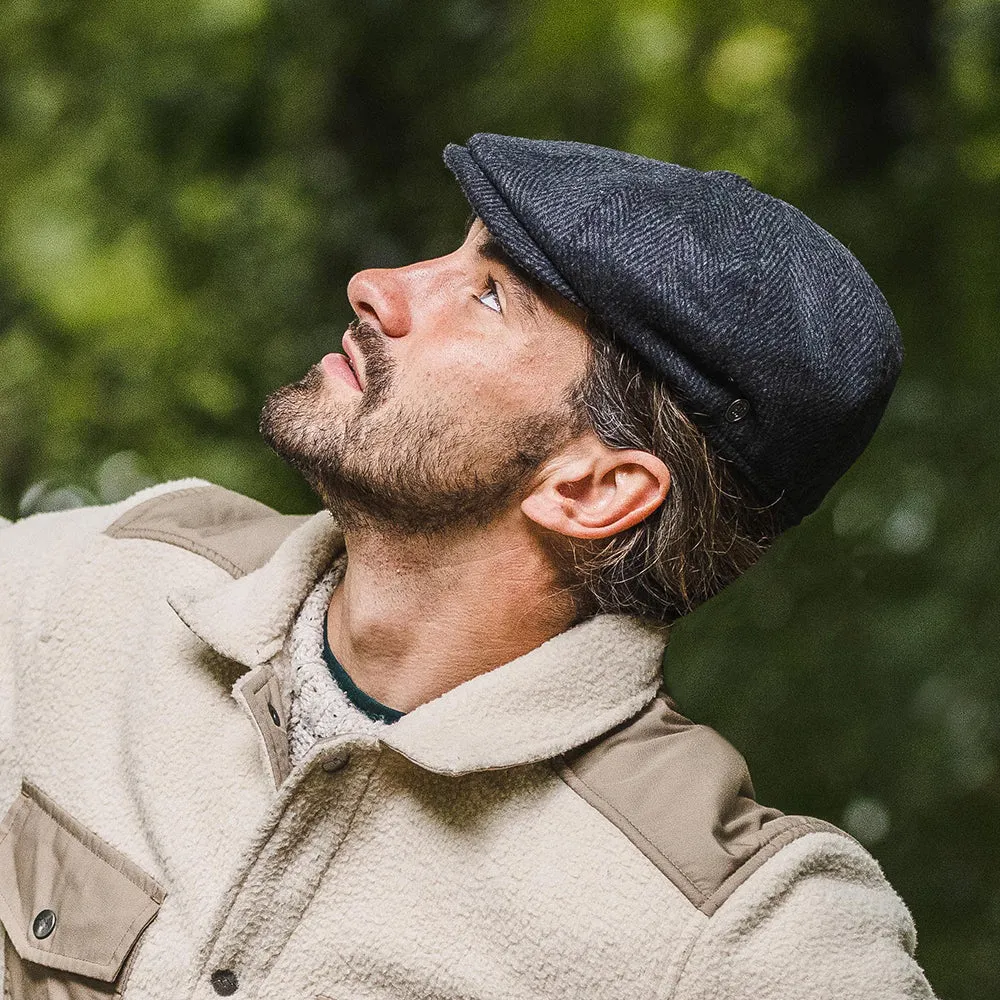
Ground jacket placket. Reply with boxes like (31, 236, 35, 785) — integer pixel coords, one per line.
(189, 657, 380, 999)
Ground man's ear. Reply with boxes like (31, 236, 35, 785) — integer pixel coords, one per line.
(521, 433, 671, 540)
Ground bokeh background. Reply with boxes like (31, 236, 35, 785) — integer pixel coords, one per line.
(1, 0, 998, 994)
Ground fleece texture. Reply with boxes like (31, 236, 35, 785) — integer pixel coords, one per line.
(0, 481, 937, 999)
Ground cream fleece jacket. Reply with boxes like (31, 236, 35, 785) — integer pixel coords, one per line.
(0, 481, 937, 1000)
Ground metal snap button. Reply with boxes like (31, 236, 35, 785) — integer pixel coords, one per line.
(725, 398, 751, 423)
(322, 751, 350, 773)
(267, 701, 281, 727)
(211, 969, 239, 995)
(32, 909, 56, 939)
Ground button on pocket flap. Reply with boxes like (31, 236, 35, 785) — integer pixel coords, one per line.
(0, 782, 165, 982)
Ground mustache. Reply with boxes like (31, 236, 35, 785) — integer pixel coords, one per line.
(346, 318, 395, 410)
(347, 317, 381, 354)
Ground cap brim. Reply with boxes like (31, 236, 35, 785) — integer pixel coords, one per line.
(443, 142, 585, 308)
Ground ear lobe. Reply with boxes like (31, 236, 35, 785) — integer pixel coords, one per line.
(522, 447, 671, 541)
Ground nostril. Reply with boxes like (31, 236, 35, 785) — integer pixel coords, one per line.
(353, 297, 380, 325)
(347, 271, 383, 324)
(346, 267, 411, 339)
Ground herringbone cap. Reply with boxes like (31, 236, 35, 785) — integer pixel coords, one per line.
(443, 134, 902, 530)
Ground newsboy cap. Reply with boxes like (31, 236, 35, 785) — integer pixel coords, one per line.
(443, 134, 902, 531)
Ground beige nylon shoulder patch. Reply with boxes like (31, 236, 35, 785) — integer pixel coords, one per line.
(556, 693, 852, 916)
(105, 484, 312, 579)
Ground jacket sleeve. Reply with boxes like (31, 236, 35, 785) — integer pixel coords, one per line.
(668, 831, 937, 1000)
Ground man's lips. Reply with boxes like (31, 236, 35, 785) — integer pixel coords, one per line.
(341, 334, 366, 391)
(321, 352, 362, 391)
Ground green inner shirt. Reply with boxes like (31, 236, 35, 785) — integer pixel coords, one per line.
(322, 614, 406, 724)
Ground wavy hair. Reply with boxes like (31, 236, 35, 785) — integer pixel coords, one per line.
(559, 321, 781, 626)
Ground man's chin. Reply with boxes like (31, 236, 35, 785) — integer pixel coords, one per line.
(259, 375, 340, 470)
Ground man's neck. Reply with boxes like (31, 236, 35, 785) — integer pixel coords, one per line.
(324, 514, 577, 713)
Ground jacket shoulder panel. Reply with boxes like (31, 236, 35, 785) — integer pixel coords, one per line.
(104, 484, 312, 579)
(556, 693, 852, 915)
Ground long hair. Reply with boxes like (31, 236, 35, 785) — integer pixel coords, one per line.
(561, 320, 781, 625)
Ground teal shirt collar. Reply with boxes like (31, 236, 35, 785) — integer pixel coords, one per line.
(322, 614, 406, 724)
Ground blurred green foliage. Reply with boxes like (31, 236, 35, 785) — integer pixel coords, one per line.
(1, 0, 998, 994)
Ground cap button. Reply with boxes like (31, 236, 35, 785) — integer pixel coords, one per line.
(725, 398, 751, 423)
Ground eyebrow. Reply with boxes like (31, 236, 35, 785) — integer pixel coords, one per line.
(475, 232, 546, 321)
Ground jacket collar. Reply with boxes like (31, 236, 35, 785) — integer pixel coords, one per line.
(167, 510, 345, 667)
(381, 613, 668, 774)
(169, 513, 669, 775)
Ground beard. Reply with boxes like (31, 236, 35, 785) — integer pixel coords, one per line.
(260, 321, 587, 536)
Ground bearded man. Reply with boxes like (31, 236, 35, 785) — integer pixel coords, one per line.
(0, 135, 937, 999)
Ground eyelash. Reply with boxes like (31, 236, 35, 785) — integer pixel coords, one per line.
(479, 274, 502, 314)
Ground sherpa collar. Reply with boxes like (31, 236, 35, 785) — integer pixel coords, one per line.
(169, 512, 669, 775)
(167, 510, 344, 667)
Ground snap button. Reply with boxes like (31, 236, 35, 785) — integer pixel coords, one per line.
(322, 751, 350, 773)
(31, 909, 56, 939)
(211, 969, 239, 995)
(724, 398, 751, 423)
(267, 701, 281, 727)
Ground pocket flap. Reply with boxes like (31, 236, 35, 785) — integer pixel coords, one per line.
(0, 782, 165, 982)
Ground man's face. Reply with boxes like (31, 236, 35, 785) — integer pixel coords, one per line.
(260, 220, 593, 535)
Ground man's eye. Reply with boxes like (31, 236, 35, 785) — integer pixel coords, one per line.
(478, 279, 502, 314)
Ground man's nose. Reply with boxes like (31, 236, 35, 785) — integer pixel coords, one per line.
(346, 267, 412, 338)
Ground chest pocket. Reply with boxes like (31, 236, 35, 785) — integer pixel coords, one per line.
(0, 782, 165, 999)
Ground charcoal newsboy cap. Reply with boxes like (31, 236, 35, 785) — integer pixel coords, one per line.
(443, 134, 902, 531)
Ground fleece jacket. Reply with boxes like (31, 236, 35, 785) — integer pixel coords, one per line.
(0, 480, 937, 1000)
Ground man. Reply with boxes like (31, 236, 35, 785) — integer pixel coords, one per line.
(0, 135, 936, 999)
